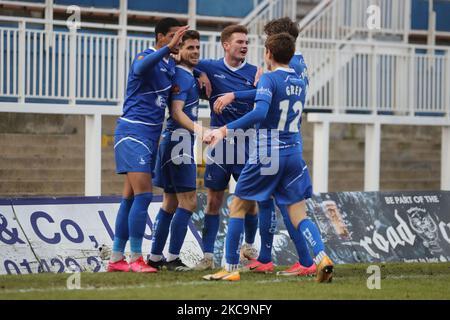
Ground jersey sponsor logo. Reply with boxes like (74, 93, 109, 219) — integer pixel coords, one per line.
(256, 87, 272, 97)
(213, 74, 226, 79)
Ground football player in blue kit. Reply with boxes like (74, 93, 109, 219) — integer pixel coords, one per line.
(203, 33, 334, 283)
(148, 30, 208, 271)
(191, 25, 262, 270)
(107, 18, 189, 273)
(213, 17, 316, 276)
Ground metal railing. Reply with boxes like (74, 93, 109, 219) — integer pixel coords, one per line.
(299, 0, 411, 42)
(1, 15, 449, 117)
(0, 17, 249, 106)
(242, 0, 297, 36)
(301, 40, 450, 116)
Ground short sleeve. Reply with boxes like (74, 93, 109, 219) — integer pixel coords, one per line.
(171, 72, 191, 102)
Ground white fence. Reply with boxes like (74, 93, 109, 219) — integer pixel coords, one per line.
(242, 0, 297, 36)
(1, 17, 449, 117)
(301, 40, 450, 116)
(0, 17, 263, 107)
(299, 0, 411, 41)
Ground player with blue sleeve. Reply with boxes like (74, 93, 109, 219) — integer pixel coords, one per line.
(148, 31, 207, 271)
(203, 33, 334, 283)
(107, 18, 189, 273)
(212, 17, 315, 277)
(191, 25, 261, 271)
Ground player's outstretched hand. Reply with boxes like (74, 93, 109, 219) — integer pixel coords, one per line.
(201, 127, 212, 143)
(197, 73, 212, 98)
(213, 92, 235, 114)
(167, 25, 190, 51)
(208, 127, 227, 147)
(202, 129, 213, 144)
(254, 67, 263, 87)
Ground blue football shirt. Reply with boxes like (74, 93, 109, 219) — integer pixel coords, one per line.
(196, 58, 257, 127)
(165, 65, 200, 135)
(117, 47, 176, 140)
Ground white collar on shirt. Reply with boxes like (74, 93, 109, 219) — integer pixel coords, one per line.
(176, 64, 194, 75)
(223, 58, 247, 72)
(274, 67, 296, 73)
(149, 46, 170, 64)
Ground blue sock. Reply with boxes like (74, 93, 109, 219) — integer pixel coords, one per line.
(244, 213, 258, 245)
(151, 208, 174, 256)
(169, 208, 192, 255)
(202, 214, 220, 254)
(112, 197, 133, 253)
(257, 199, 276, 263)
(279, 204, 314, 267)
(298, 218, 325, 257)
(128, 192, 153, 255)
(225, 217, 244, 265)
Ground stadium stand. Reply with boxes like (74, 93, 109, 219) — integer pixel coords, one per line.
(0, 0, 449, 197)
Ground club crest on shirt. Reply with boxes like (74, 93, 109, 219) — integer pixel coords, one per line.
(155, 95, 167, 108)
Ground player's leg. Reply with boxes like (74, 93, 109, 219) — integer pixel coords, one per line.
(108, 176, 134, 272)
(165, 190, 197, 271)
(240, 198, 276, 273)
(286, 201, 333, 282)
(254, 198, 276, 264)
(148, 134, 178, 268)
(232, 168, 259, 262)
(276, 203, 316, 277)
(192, 188, 224, 270)
(126, 171, 157, 272)
(241, 202, 259, 263)
(148, 192, 178, 268)
(277, 156, 333, 282)
(109, 134, 156, 272)
(203, 196, 254, 281)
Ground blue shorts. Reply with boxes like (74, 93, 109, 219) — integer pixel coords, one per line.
(114, 133, 158, 175)
(235, 152, 312, 205)
(153, 132, 196, 194)
(204, 136, 249, 191)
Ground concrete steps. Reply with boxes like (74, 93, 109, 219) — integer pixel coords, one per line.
(0, 118, 443, 196)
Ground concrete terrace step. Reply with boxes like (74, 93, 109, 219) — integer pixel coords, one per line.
(0, 145, 86, 157)
(0, 133, 83, 147)
(0, 180, 84, 197)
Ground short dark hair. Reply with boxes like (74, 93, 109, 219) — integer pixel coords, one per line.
(182, 30, 200, 45)
(264, 17, 299, 40)
(155, 18, 182, 39)
(220, 24, 248, 44)
(265, 33, 295, 64)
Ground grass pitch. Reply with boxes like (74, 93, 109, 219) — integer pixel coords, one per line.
(0, 262, 449, 300)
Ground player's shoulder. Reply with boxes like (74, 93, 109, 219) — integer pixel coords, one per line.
(243, 61, 258, 72)
(173, 66, 195, 87)
(198, 58, 221, 68)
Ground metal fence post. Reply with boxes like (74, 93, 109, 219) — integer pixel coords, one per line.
(18, 21, 26, 103)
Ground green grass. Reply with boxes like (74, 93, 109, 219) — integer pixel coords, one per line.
(1, 262, 450, 300)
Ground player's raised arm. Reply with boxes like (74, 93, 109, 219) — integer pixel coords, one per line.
(133, 25, 189, 76)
